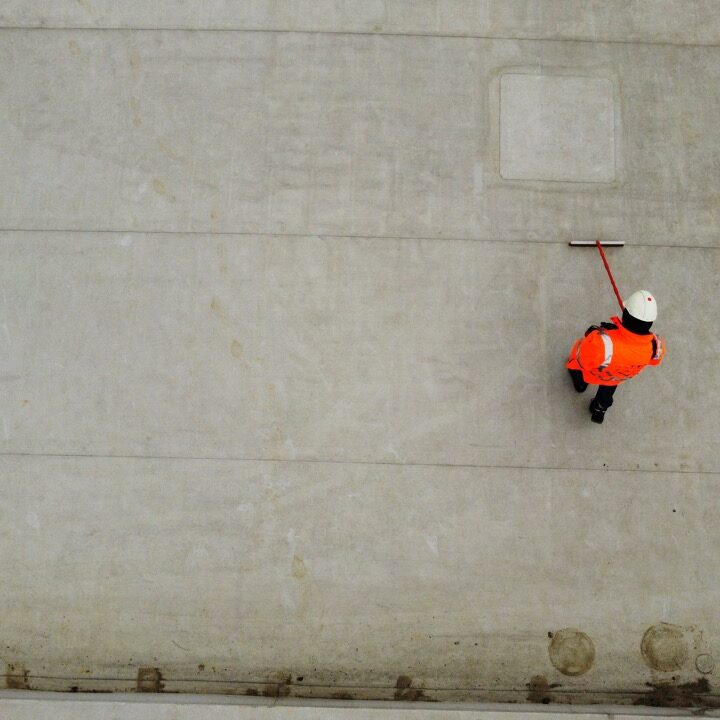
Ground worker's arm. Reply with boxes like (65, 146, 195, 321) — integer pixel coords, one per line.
(649, 334, 666, 365)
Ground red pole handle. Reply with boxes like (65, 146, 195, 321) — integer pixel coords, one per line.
(595, 240, 624, 313)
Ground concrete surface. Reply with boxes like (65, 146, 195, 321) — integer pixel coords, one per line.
(1, 0, 720, 711)
(3, 29, 720, 245)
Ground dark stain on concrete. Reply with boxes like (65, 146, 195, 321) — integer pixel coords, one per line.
(137, 667, 164, 693)
(245, 688, 259, 696)
(527, 675, 560, 704)
(393, 675, 433, 701)
(6, 663, 29, 690)
(636, 678, 716, 708)
(331, 691, 354, 699)
(262, 673, 291, 697)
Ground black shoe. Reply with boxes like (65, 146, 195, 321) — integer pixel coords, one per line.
(589, 399, 605, 424)
(568, 369, 588, 393)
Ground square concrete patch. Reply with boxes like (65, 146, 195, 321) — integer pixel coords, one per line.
(500, 74, 615, 183)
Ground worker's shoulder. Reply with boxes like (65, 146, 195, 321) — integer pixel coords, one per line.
(579, 328, 610, 360)
(584, 321, 616, 337)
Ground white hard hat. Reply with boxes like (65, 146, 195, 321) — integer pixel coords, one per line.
(624, 290, 658, 322)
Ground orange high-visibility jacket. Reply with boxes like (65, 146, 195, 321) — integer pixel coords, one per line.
(566, 315, 666, 386)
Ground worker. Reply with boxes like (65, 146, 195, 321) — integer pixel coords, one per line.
(566, 290, 665, 424)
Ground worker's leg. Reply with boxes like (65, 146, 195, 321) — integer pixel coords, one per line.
(568, 368, 588, 393)
(589, 385, 617, 424)
(595, 384, 617, 408)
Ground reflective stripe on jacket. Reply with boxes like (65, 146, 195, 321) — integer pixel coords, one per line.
(566, 315, 665, 386)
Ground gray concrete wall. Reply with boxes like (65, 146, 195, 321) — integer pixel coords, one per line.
(1, 1, 719, 708)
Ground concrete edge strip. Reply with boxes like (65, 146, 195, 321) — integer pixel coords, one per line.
(0, 690, 709, 716)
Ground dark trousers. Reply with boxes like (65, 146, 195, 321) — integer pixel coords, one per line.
(594, 383, 617, 409)
(569, 369, 617, 409)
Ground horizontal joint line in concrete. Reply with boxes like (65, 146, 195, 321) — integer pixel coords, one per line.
(0, 25, 719, 50)
(1, 227, 718, 251)
(1, 450, 717, 477)
(4, 673, 708, 697)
